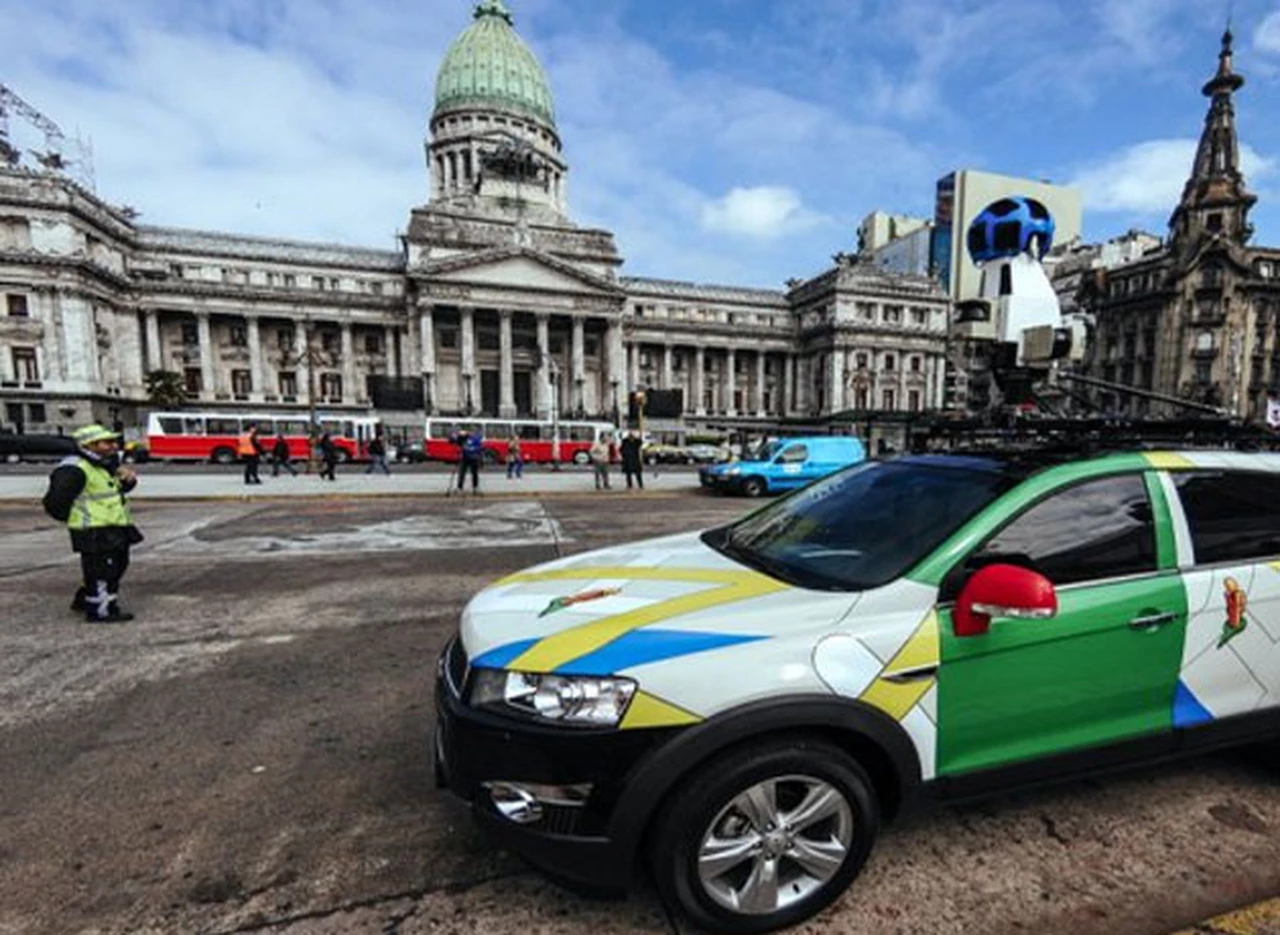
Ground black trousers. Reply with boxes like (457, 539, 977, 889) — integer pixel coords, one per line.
(457, 458, 480, 489)
(78, 547, 130, 619)
(624, 466, 643, 489)
(243, 455, 261, 484)
(320, 458, 337, 480)
(272, 455, 297, 477)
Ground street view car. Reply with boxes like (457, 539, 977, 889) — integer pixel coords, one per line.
(435, 448, 1280, 933)
(699, 435, 866, 497)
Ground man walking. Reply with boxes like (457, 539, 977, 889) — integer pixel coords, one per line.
(271, 431, 297, 476)
(239, 422, 264, 485)
(42, 423, 143, 623)
(620, 430, 644, 490)
(506, 434, 523, 480)
(365, 431, 391, 475)
(317, 432, 339, 481)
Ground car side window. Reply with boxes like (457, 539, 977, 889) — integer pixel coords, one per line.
(975, 474, 1157, 586)
(1173, 471, 1280, 565)
(778, 445, 808, 464)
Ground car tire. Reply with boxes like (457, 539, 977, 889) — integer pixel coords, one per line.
(211, 447, 237, 466)
(572, 450, 590, 466)
(648, 737, 879, 935)
(742, 477, 766, 498)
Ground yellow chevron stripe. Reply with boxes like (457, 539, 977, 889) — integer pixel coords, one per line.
(859, 610, 939, 722)
(1144, 452, 1197, 470)
(1270, 561, 1280, 574)
(503, 566, 788, 673)
(620, 690, 702, 729)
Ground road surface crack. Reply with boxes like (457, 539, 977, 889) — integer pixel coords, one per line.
(209, 869, 529, 934)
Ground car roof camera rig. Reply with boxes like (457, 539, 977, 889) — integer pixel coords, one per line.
(956, 196, 1088, 408)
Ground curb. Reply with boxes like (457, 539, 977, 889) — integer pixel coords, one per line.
(0, 489, 707, 506)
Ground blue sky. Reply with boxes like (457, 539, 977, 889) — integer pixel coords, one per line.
(3, 0, 1280, 288)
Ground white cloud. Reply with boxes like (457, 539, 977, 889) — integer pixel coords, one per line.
(1256, 11, 1280, 55)
(700, 186, 826, 238)
(1070, 139, 1276, 214)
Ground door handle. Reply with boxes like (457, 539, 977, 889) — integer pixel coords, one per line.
(1128, 612, 1178, 631)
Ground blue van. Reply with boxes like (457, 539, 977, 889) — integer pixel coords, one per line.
(698, 435, 866, 497)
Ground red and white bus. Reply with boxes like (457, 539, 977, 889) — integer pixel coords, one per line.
(146, 411, 383, 464)
(423, 417, 617, 465)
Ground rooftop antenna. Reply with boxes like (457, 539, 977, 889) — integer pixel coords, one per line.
(0, 84, 96, 191)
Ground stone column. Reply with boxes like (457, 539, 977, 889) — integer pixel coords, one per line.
(662, 343, 674, 389)
(341, 322, 356, 403)
(145, 309, 162, 372)
(606, 320, 624, 415)
(419, 305, 436, 413)
(783, 354, 795, 415)
(247, 316, 263, 401)
(754, 351, 766, 416)
(385, 326, 398, 377)
(827, 350, 844, 415)
(196, 312, 214, 400)
(725, 347, 737, 416)
(694, 347, 706, 415)
(499, 309, 516, 417)
(571, 316, 585, 414)
(296, 323, 311, 406)
(628, 341, 639, 392)
(460, 306, 476, 413)
(535, 313, 551, 419)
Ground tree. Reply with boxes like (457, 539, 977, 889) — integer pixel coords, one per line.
(144, 369, 188, 407)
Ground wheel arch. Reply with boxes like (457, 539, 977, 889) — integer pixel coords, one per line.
(611, 695, 921, 869)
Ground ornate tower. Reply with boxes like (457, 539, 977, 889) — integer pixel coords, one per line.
(426, 0, 568, 219)
(1169, 29, 1257, 248)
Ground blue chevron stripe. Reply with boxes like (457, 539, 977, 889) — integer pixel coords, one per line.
(1173, 679, 1213, 728)
(554, 629, 766, 676)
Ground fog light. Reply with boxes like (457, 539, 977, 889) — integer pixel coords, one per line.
(482, 781, 594, 825)
(485, 782, 543, 824)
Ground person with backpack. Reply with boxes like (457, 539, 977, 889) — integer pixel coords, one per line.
(365, 431, 391, 476)
(41, 423, 144, 623)
(271, 432, 297, 477)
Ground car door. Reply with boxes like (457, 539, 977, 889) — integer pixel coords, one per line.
(771, 443, 810, 490)
(1164, 469, 1280, 733)
(935, 471, 1187, 776)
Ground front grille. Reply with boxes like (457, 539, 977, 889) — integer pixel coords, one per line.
(445, 638, 469, 697)
(538, 803, 587, 836)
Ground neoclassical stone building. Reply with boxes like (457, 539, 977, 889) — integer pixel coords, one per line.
(1084, 31, 1280, 420)
(0, 0, 948, 441)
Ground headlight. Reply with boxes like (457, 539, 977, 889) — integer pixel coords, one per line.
(470, 669, 638, 727)
(726, 466, 741, 475)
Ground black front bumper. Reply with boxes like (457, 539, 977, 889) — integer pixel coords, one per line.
(433, 641, 681, 892)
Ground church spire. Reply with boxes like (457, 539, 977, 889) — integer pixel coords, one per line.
(1170, 30, 1255, 248)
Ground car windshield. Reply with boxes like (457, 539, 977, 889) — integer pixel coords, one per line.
(704, 459, 1016, 591)
(747, 440, 782, 461)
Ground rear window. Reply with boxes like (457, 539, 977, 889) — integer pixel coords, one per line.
(157, 417, 183, 434)
(1174, 471, 1280, 565)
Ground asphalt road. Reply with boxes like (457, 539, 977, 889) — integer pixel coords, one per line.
(1, 495, 1279, 935)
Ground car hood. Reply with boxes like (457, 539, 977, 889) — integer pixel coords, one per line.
(460, 530, 851, 677)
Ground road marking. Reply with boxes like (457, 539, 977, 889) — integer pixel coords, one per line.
(1169, 897, 1280, 934)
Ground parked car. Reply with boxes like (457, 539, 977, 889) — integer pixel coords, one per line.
(685, 443, 731, 464)
(700, 436, 866, 496)
(643, 442, 690, 465)
(436, 447, 1280, 933)
(395, 440, 428, 463)
(0, 432, 77, 463)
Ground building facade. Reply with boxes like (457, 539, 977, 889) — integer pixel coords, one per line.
(1084, 31, 1280, 420)
(0, 0, 949, 442)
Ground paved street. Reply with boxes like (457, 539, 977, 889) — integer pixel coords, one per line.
(1, 493, 1280, 935)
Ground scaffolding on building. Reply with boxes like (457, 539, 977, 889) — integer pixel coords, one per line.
(0, 84, 95, 192)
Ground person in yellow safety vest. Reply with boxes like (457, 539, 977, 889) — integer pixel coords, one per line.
(238, 423, 264, 485)
(41, 423, 144, 623)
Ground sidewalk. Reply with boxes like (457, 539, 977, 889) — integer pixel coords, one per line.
(0, 467, 701, 501)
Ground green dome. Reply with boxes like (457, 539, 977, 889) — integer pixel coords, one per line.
(433, 1, 556, 128)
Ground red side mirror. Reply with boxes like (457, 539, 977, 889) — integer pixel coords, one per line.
(953, 563, 1057, 638)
